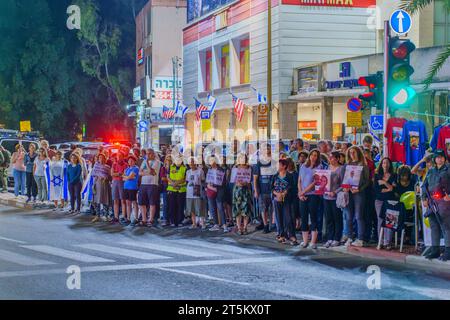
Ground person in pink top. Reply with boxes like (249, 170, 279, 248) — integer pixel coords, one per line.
(111, 152, 128, 224)
(11, 144, 27, 197)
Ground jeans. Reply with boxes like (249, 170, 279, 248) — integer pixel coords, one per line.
(68, 182, 82, 211)
(161, 191, 168, 221)
(274, 200, 296, 239)
(300, 195, 321, 232)
(34, 175, 47, 202)
(375, 199, 393, 246)
(13, 169, 26, 196)
(167, 191, 186, 226)
(207, 197, 226, 226)
(324, 199, 343, 242)
(364, 185, 377, 242)
(348, 192, 366, 240)
(26, 172, 37, 199)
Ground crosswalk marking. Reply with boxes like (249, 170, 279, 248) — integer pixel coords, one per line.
(169, 239, 271, 255)
(120, 241, 221, 258)
(75, 244, 172, 261)
(21, 245, 114, 263)
(0, 249, 55, 266)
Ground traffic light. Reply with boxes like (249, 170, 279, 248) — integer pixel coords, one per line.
(388, 37, 416, 108)
(358, 71, 383, 109)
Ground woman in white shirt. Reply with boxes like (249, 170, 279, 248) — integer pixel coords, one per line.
(33, 148, 49, 203)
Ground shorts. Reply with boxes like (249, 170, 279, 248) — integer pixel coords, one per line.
(258, 193, 273, 213)
(111, 180, 124, 201)
(124, 189, 138, 202)
(186, 198, 204, 217)
(138, 184, 159, 206)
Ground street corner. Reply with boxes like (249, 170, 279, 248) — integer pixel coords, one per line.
(0, 193, 34, 211)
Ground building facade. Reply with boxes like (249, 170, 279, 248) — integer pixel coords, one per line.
(182, 0, 378, 148)
(134, 0, 187, 149)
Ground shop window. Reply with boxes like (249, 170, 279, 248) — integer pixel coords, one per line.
(434, 0, 450, 45)
(240, 39, 250, 84)
(221, 45, 230, 88)
(205, 49, 212, 92)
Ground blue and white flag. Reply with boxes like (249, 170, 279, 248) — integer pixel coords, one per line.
(176, 101, 189, 118)
(252, 87, 267, 104)
(46, 160, 69, 202)
(206, 94, 217, 115)
(81, 169, 94, 203)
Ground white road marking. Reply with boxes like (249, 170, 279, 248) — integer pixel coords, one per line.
(0, 236, 27, 244)
(0, 256, 290, 279)
(76, 244, 172, 261)
(21, 245, 114, 263)
(0, 249, 55, 266)
(154, 267, 251, 286)
(169, 239, 271, 255)
(121, 241, 221, 258)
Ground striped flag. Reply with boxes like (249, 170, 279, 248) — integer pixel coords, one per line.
(252, 87, 267, 104)
(232, 94, 246, 122)
(162, 106, 176, 119)
(206, 94, 217, 115)
(181, 105, 189, 118)
(194, 98, 208, 122)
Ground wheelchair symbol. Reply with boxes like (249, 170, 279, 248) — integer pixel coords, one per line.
(371, 117, 383, 130)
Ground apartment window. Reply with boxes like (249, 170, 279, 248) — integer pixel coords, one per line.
(221, 44, 230, 88)
(205, 50, 212, 92)
(240, 39, 250, 84)
(434, 0, 450, 45)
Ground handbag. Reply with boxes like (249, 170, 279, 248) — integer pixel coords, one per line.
(206, 185, 217, 199)
(336, 191, 349, 209)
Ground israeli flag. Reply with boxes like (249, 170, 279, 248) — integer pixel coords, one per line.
(46, 160, 69, 202)
(81, 169, 94, 204)
(252, 87, 267, 104)
(207, 94, 217, 115)
(176, 101, 189, 118)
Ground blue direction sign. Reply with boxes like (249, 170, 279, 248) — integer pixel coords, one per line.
(201, 110, 211, 120)
(390, 9, 412, 35)
(347, 98, 363, 112)
(138, 120, 149, 133)
(369, 115, 384, 133)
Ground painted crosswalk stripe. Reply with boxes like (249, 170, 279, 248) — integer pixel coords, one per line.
(21, 245, 114, 263)
(121, 241, 220, 258)
(75, 244, 172, 261)
(169, 239, 271, 255)
(0, 249, 56, 266)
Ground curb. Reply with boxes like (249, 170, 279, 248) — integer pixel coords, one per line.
(0, 195, 36, 210)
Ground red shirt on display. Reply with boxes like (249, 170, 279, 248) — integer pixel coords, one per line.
(437, 125, 450, 159)
(385, 117, 407, 163)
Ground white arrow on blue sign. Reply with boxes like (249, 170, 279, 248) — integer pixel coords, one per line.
(390, 9, 412, 35)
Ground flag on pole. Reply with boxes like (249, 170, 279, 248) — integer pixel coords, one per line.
(194, 98, 208, 122)
(176, 101, 188, 117)
(232, 94, 246, 122)
(162, 106, 176, 119)
(206, 94, 217, 115)
(252, 87, 267, 104)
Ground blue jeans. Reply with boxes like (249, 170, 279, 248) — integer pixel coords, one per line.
(207, 197, 226, 226)
(161, 191, 168, 221)
(342, 207, 357, 238)
(13, 169, 26, 196)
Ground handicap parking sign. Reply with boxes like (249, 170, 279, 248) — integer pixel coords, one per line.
(370, 115, 384, 133)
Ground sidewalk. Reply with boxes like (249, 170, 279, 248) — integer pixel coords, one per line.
(1, 191, 449, 274)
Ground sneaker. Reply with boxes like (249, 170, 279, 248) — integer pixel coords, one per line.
(331, 241, 340, 247)
(309, 243, 318, 250)
(262, 225, 270, 234)
(209, 225, 221, 231)
(223, 226, 230, 233)
(26, 198, 31, 203)
(170, 224, 176, 227)
(351, 239, 365, 247)
(100, 216, 108, 222)
(201, 225, 207, 230)
(340, 235, 348, 244)
(300, 242, 308, 249)
(129, 221, 137, 228)
(91, 216, 100, 223)
(324, 240, 332, 248)
(345, 239, 353, 247)
(189, 224, 197, 230)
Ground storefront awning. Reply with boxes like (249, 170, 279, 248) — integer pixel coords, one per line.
(288, 88, 367, 101)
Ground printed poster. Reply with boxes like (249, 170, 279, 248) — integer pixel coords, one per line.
(313, 169, 331, 195)
(230, 167, 252, 184)
(384, 209, 399, 231)
(206, 169, 225, 185)
(393, 126, 403, 144)
(342, 165, 363, 188)
(409, 131, 420, 150)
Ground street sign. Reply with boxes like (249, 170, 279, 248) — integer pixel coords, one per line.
(201, 110, 211, 120)
(369, 115, 384, 133)
(138, 120, 149, 133)
(390, 9, 412, 35)
(347, 112, 363, 128)
(20, 121, 31, 132)
(257, 104, 268, 128)
(347, 98, 363, 112)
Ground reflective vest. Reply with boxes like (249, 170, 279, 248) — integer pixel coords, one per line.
(167, 164, 187, 193)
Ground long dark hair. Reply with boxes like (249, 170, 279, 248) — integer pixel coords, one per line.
(305, 149, 321, 168)
(376, 157, 394, 176)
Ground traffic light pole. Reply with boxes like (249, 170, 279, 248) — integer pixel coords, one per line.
(267, 0, 272, 141)
(383, 20, 390, 158)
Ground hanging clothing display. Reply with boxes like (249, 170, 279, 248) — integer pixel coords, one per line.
(401, 120, 428, 166)
(430, 124, 444, 151)
(385, 117, 407, 163)
(437, 124, 450, 159)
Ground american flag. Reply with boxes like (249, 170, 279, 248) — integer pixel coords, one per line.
(194, 98, 208, 122)
(232, 94, 245, 122)
(162, 106, 176, 119)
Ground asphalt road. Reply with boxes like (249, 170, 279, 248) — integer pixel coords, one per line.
(0, 205, 449, 300)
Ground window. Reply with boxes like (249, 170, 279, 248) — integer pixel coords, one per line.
(239, 39, 250, 84)
(434, 0, 450, 45)
(205, 49, 212, 91)
(146, 10, 152, 37)
(145, 55, 152, 78)
(221, 44, 230, 88)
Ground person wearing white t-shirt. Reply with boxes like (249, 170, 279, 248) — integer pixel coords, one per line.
(186, 157, 205, 229)
(138, 149, 161, 226)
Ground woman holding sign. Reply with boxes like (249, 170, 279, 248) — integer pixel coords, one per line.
(231, 154, 252, 235)
(298, 149, 323, 249)
(343, 146, 370, 247)
(206, 156, 228, 232)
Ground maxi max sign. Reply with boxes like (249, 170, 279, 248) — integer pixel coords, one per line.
(325, 59, 369, 90)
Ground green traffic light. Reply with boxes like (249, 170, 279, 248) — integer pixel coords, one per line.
(390, 86, 416, 107)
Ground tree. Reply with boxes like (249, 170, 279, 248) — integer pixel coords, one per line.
(400, 0, 450, 87)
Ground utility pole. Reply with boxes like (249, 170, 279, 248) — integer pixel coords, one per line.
(172, 56, 181, 144)
(383, 21, 390, 158)
(267, 0, 272, 141)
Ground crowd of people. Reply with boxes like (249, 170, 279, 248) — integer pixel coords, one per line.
(3, 136, 450, 261)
